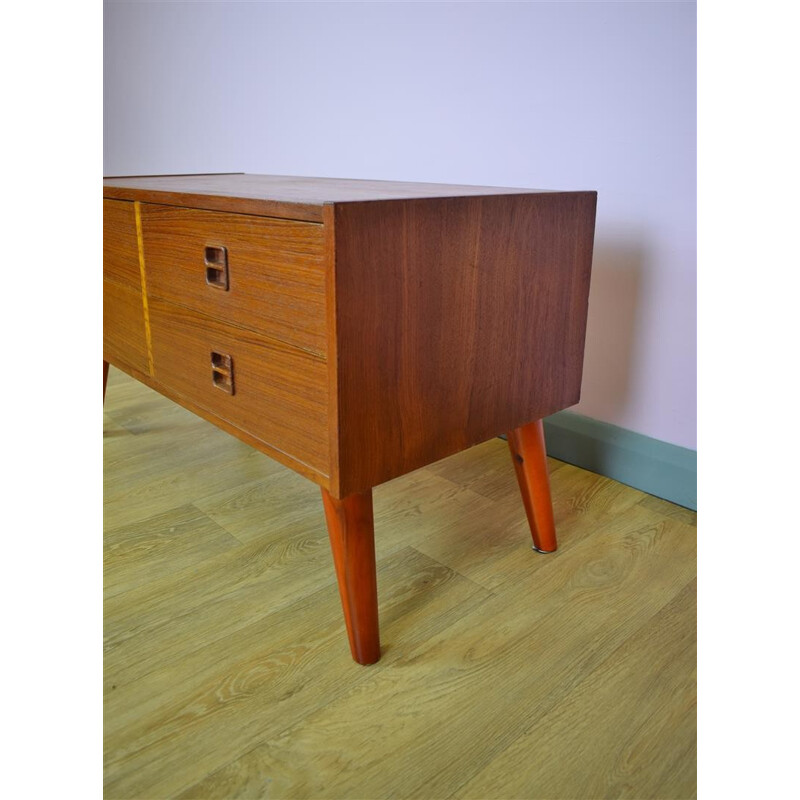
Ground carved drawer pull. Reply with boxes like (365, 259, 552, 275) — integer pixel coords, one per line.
(204, 244, 229, 290)
(211, 351, 234, 394)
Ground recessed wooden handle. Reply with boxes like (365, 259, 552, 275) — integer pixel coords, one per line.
(211, 351, 234, 394)
(204, 245, 229, 290)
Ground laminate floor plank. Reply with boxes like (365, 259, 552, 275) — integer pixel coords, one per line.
(455, 470, 660, 595)
(178, 511, 695, 800)
(103, 369, 697, 800)
(103, 471, 500, 694)
(408, 462, 647, 592)
(104, 504, 242, 598)
(424, 437, 566, 504)
(103, 424, 269, 528)
(638, 492, 698, 527)
(193, 469, 327, 544)
(103, 520, 334, 690)
(456, 579, 697, 800)
(105, 547, 493, 799)
(372, 467, 530, 584)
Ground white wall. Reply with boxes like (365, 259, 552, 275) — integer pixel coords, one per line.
(104, 1, 696, 450)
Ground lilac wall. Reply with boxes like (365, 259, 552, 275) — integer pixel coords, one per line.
(104, 1, 697, 450)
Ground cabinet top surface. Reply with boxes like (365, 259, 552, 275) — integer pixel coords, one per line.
(103, 173, 594, 222)
(102, 172, 562, 204)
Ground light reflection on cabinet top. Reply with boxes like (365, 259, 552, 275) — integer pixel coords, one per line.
(103, 172, 562, 222)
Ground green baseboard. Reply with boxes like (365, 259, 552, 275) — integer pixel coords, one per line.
(537, 411, 697, 511)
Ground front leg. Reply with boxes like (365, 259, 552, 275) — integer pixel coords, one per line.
(321, 488, 380, 665)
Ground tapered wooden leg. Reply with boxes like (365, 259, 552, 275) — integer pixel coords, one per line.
(103, 360, 109, 402)
(507, 419, 557, 553)
(321, 488, 380, 665)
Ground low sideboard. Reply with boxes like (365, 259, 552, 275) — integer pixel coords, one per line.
(103, 173, 597, 664)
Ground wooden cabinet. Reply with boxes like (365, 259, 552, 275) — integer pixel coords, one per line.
(103, 173, 597, 664)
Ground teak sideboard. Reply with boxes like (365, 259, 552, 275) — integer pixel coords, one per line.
(103, 173, 597, 664)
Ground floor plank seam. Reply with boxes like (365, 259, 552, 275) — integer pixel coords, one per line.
(188, 500, 250, 545)
(403, 545, 501, 597)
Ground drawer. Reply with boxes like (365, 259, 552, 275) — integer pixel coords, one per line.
(103, 199, 141, 287)
(148, 297, 329, 477)
(103, 279, 149, 375)
(140, 204, 327, 357)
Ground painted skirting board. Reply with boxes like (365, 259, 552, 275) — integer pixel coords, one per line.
(535, 411, 697, 511)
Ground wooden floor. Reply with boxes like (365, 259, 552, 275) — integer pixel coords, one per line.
(104, 367, 697, 800)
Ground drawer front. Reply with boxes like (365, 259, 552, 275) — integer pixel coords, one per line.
(141, 204, 327, 357)
(104, 279, 149, 375)
(149, 297, 329, 476)
(103, 199, 141, 287)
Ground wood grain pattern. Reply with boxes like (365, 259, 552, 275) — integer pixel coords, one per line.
(105, 176, 597, 502)
(103, 198, 150, 374)
(104, 504, 241, 600)
(102, 173, 553, 222)
(141, 204, 327, 356)
(103, 199, 140, 287)
(107, 358, 330, 490)
(320, 488, 380, 665)
(104, 369, 696, 800)
(331, 191, 597, 496)
(103, 279, 149, 376)
(184, 509, 694, 800)
(148, 297, 329, 477)
(456, 579, 697, 800)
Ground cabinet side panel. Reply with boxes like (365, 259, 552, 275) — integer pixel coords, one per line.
(333, 193, 597, 496)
